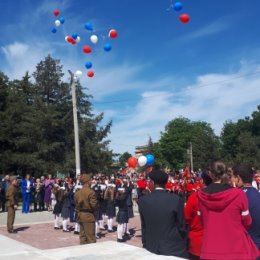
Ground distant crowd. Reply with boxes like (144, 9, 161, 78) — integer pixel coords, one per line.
(1, 163, 260, 259)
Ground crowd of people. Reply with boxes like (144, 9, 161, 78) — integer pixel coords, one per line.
(1, 163, 260, 259)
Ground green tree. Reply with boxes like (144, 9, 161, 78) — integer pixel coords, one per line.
(118, 152, 132, 168)
(80, 113, 113, 174)
(32, 56, 69, 174)
(235, 132, 260, 167)
(221, 106, 260, 168)
(0, 73, 40, 174)
(155, 117, 220, 170)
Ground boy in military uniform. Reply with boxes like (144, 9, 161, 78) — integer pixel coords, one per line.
(75, 174, 99, 244)
(6, 176, 18, 233)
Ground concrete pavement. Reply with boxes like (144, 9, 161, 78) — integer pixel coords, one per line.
(0, 237, 185, 260)
(0, 206, 187, 260)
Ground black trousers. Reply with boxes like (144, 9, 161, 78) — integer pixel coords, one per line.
(1, 197, 6, 212)
(34, 202, 45, 211)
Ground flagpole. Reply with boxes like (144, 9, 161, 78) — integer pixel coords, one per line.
(190, 142, 193, 173)
(68, 70, 81, 176)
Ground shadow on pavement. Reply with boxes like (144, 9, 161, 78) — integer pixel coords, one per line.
(14, 226, 30, 232)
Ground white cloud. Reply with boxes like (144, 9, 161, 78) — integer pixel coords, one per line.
(1, 41, 52, 79)
(106, 61, 260, 154)
(178, 15, 239, 42)
(187, 20, 230, 40)
(2, 42, 29, 59)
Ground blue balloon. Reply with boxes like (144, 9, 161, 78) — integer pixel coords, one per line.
(59, 17, 65, 24)
(84, 22, 93, 31)
(173, 2, 183, 11)
(146, 154, 154, 166)
(72, 33, 78, 40)
(104, 43, 112, 52)
(85, 61, 92, 69)
(52, 28, 57, 33)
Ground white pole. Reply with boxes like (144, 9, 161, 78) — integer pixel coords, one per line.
(190, 142, 193, 173)
(69, 70, 81, 176)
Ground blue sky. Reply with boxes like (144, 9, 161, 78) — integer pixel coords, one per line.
(1, 0, 260, 154)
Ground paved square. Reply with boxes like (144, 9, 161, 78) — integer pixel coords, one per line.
(0, 210, 185, 260)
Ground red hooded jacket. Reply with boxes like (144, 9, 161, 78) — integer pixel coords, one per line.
(184, 191, 203, 257)
(198, 185, 259, 260)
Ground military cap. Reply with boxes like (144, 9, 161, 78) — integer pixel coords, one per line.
(149, 170, 168, 185)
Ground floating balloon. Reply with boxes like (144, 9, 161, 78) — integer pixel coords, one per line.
(109, 29, 118, 39)
(71, 39, 77, 45)
(76, 36, 81, 43)
(75, 70, 83, 77)
(138, 156, 147, 167)
(104, 43, 112, 52)
(55, 20, 61, 27)
(52, 28, 57, 33)
(84, 22, 93, 31)
(146, 154, 155, 166)
(90, 35, 98, 44)
(67, 36, 74, 43)
(127, 157, 137, 168)
(54, 9, 59, 17)
(87, 71, 94, 78)
(59, 17, 65, 24)
(85, 61, 92, 69)
(179, 14, 190, 23)
(83, 45, 92, 53)
(65, 36, 69, 42)
(173, 2, 183, 11)
(72, 33, 78, 40)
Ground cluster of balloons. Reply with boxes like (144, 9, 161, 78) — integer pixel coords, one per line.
(171, 1, 190, 24)
(127, 154, 155, 168)
(65, 34, 81, 45)
(52, 9, 65, 33)
(79, 27, 117, 77)
(51, 7, 118, 78)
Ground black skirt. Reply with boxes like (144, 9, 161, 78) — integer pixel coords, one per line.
(94, 209, 103, 221)
(69, 206, 76, 222)
(116, 210, 129, 224)
(61, 206, 70, 219)
(99, 200, 107, 215)
(106, 200, 116, 218)
(127, 206, 134, 219)
(53, 201, 63, 215)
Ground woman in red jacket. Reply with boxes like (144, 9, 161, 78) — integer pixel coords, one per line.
(197, 161, 259, 260)
(185, 171, 212, 260)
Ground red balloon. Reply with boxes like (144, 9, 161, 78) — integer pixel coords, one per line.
(67, 36, 73, 43)
(83, 45, 92, 54)
(54, 9, 59, 17)
(179, 14, 190, 24)
(127, 157, 137, 168)
(71, 39, 77, 45)
(109, 29, 118, 39)
(87, 70, 94, 77)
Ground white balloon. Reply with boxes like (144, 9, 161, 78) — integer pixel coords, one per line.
(65, 36, 69, 42)
(138, 156, 147, 167)
(55, 20, 61, 27)
(90, 35, 98, 44)
(76, 36, 81, 43)
(75, 70, 83, 77)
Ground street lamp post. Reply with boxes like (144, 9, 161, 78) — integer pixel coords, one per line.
(68, 70, 81, 176)
(190, 142, 193, 173)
